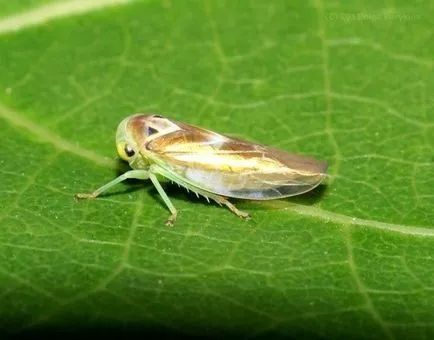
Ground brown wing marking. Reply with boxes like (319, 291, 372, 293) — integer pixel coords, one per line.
(146, 123, 328, 200)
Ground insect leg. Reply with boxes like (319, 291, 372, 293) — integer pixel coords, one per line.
(74, 170, 149, 199)
(212, 196, 251, 220)
(150, 165, 250, 221)
(148, 171, 178, 227)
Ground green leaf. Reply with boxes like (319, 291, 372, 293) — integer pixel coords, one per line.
(0, 0, 433, 338)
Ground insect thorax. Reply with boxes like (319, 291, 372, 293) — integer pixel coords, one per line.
(129, 152, 152, 170)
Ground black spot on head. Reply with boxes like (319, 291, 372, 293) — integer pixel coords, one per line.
(147, 126, 159, 136)
(152, 114, 163, 118)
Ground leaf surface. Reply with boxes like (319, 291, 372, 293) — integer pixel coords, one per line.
(0, 0, 433, 338)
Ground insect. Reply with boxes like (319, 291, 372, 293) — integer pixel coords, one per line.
(74, 114, 328, 226)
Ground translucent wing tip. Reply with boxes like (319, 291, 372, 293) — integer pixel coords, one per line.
(266, 146, 328, 176)
(286, 154, 329, 177)
(318, 160, 328, 175)
(308, 159, 328, 184)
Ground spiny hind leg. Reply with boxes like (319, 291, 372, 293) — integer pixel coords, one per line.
(150, 165, 251, 221)
(212, 195, 251, 220)
(175, 184, 251, 220)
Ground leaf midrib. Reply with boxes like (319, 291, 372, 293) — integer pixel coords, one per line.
(0, 0, 139, 36)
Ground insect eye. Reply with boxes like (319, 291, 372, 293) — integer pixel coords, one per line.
(124, 144, 135, 157)
(147, 126, 158, 136)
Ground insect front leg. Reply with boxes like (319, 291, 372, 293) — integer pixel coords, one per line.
(75, 168, 178, 226)
(74, 170, 150, 199)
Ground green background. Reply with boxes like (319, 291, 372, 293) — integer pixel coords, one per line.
(0, 0, 433, 338)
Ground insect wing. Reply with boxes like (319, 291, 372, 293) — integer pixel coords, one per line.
(146, 121, 328, 200)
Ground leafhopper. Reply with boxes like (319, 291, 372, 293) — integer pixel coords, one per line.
(75, 114, 328, 226)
